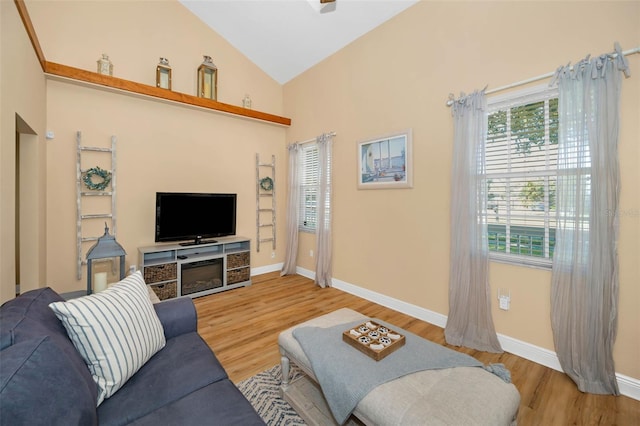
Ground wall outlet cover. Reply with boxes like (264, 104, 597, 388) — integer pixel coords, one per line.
(499, 296, 510, 310)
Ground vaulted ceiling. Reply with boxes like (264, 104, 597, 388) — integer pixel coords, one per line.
(179, 0, 418, 84)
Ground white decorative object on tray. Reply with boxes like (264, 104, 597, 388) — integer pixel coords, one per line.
(343, 321, 405, 361)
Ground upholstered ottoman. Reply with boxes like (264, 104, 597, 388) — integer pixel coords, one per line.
(278, 308, 520, 425)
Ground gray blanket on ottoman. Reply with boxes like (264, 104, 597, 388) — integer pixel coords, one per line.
(293, 319, 509, 425)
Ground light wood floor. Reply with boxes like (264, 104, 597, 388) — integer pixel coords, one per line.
(193, 272, 640, 425)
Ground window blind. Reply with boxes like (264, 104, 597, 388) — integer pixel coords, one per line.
(299, 144, 318, 232)
(298, 143, 331, 233)
(486, 86, 559, 267)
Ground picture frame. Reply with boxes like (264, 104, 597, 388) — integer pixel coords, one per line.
(357, 129, 413, 189)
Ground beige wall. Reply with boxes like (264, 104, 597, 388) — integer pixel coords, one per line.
(27, 0, 282, 113)
(0, 1, 48, 303)
(45, 82, 286, 292)
(21, 0, 287, 294)
(284, 1, 640, 379)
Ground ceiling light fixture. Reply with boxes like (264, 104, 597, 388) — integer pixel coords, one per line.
(306, 0, 337, 14)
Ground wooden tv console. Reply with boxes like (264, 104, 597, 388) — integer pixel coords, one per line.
(138, 236, 251, 300)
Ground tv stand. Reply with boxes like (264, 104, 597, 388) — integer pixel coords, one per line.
(138, 237, 251, 300)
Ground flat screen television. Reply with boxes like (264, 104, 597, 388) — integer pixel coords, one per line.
(155, 192, 237, 245)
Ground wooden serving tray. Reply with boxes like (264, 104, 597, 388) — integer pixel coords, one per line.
(342, 321, 405, 361)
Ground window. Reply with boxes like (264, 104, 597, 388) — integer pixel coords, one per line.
(299, 143, 331, 232)
(485, 86, 559, 267)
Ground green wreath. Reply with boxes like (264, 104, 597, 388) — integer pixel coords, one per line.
(83, 166, 112, 191)
(259, 176, 273, 191)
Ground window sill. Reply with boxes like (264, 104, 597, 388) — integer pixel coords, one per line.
(489, 253, 552, 271)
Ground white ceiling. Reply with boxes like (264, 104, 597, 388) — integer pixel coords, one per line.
(179, 0, 418, 84)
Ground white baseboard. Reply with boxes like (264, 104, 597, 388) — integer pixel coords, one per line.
(295, 266, 314, 280)
(617, 374, 640, 401)
(331, 276, 448, 328)
(295, 266, 640, 401)
(496, 333, 562, 371)
(251, 262, 283, 276)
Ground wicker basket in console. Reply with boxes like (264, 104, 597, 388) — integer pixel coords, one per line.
(149, 281, 177, 300)
(144, 263, 177, 284)
(227, 251, 250, 269)
(227, 267, 250, 285)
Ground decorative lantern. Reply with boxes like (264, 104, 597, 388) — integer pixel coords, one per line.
(86, 224, 126, 295)
(197, 55, 217, 100)
(242, 94, 252, 109)
(97, 54, 113, 76)
(156, 57, 172, 90)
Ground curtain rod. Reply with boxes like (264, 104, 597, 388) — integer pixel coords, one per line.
(290, 131, 336, 147)
(446, 46, 640, 106)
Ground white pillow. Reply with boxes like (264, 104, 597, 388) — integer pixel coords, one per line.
(49, 271, 166, 405)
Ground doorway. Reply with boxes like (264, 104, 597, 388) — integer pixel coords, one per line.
(15, 114, 39, 295)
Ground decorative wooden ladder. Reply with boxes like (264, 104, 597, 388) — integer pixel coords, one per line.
(256, 154, 275, 253)
(76, 131, 117, 280)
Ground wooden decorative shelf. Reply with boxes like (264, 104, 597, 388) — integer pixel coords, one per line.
(44, 62, 291, 126)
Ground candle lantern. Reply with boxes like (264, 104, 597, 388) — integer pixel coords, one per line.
(86, 224, 126, 295)
(97, 54, 113, 76)
(242, 94, 252, 109)
(156, 57, 172, 90)
(197, 55, 217, 100)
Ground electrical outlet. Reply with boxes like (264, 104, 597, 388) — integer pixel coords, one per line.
(129, 265, 137, 275)
(499, 295, 510, 310)
(271, 251, 276, 259)
(498, 288, 510, 311)
(309, 249, 314, 257)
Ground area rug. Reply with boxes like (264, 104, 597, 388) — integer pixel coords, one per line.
(236, 365, 306, 425)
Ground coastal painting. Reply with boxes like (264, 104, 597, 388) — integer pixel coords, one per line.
(357, 129, 413, 189)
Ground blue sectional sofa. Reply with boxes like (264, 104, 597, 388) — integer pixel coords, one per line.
(0, 287, 265, 425)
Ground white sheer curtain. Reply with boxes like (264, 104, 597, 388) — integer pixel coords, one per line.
(281, 143, 301, 276)
(445, 90, 503, 353)
(315, 133, 333, 288)
(550, 43, 630, 395)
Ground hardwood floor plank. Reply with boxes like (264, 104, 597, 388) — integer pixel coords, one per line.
(192, 272, 640, 425)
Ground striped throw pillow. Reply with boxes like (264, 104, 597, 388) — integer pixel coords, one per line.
(49, 271, 166, 405)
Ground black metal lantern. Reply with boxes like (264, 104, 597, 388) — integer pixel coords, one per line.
(86, 224, 126, 294)
(197, 55, 217, 100)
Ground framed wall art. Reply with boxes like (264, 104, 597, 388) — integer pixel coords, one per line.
(357, 129, 413, 189)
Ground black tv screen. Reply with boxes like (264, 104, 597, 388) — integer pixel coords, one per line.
(155, 192, 237, 244)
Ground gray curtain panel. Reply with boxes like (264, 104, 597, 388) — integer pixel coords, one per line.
(445, 90, 503, 353)
(315, 134, 333, 288)
(281, 143, 301, 276)
(550, 43, 630, 395)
